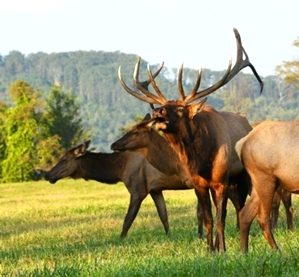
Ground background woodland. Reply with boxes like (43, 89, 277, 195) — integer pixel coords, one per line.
(0, 41, 298, 182)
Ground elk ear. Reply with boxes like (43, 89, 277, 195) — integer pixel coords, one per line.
(74, 141, 90, 157)
(142, 113, 151, 121)
(189, 97, 207, 119)
(84, 140, 91, 148)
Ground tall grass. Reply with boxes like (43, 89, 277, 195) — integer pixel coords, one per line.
(0, 179, 298, 276)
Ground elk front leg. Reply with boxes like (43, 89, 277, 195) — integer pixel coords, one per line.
(279, 188, 294, 230)
(227, 185, 242, 230)
(232, 169, 251, 230)
(121, 193, 147, 238)
(195, 187, 214, 252)
(213, 184, 228, 252)
(150, 190, 170, 236)
(270, 191, 281, 230)
(194, 190, 204, 239)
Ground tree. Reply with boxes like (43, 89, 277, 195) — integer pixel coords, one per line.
(44, 84, 90, 151)
(1, 80, 42, 182)
(276, 37, 299, 87)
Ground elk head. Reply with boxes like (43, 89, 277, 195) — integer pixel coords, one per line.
(44, 140, 90, 183)
(118, 28, 263, 132)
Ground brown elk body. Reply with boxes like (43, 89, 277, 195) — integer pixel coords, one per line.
(251, 122, 294, 231)
(111, 114, 250, 237)
(118, 28, 263, 252)
(236, 121, 299, 252)
(44, 140, 195, 238)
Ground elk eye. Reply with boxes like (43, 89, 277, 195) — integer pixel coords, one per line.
(177, 107, 184, 113)
(61, 157, 67, 163)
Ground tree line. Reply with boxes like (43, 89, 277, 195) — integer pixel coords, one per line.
(0, 42, 298, 182)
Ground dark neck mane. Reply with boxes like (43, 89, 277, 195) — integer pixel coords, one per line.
(164, 114, 217, 179)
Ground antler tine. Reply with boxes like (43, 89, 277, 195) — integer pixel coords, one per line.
(184, 58, 232, 104)
(147, 64, 168, 104)
(223, 28, 263, 93)
(118, 66, 158, 105)
(177, 63, 186, 102)
(133, 57, 166, 105)
(184, 66, 203, 103)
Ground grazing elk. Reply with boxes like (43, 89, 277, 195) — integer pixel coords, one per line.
(111, 114, 249, 236)
(118, 28, 263, 252)
(236, 121, 298, 252)
(45, 140, 195, 238)
(251, 122, 294, 231)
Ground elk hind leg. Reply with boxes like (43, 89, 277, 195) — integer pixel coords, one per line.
(255, 179, 279, 250)
(239, 188, 260, 253)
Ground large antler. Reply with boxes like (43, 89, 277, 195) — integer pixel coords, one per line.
(183, 28, 263, 104)
(118, 28, 264, 106)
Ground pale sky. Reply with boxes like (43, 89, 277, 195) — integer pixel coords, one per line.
(0, 0, 298, 76)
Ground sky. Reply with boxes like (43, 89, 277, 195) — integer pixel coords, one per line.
(0, 0, 298, 77)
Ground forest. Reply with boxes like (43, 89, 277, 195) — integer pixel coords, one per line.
(0, 49, 298, 182)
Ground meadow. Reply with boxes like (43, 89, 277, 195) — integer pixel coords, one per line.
(0, 179, 299, 276)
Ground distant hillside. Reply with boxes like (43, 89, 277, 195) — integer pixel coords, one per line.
(0, 50, 298, 151)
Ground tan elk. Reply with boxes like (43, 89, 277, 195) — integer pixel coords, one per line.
(118, 28, 263, 252)
(111, 114, 250, 236)
(236, 121, 299, 252)
(45, 140, 195, 238)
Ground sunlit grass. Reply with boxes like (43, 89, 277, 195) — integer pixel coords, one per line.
(0, 179, 298, 276)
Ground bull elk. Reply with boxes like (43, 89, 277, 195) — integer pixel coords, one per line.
(44, 140, 195, 238)
(118, 28, 263, 252)
(235, 121, 299, 252)
(111, 114, 250, 236)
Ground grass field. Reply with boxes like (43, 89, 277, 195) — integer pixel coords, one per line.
(0, 179, 299, 276)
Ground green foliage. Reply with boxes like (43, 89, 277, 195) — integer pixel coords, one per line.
(1, 81, 42, 182)
(276, 37, 299, 86)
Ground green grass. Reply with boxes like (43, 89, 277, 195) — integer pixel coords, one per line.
(0, 179, 299, 276)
